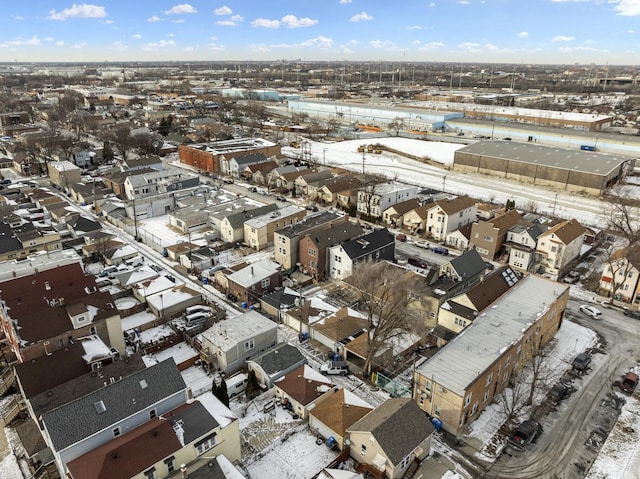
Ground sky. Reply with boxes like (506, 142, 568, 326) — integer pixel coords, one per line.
(0, 1, 639, 65)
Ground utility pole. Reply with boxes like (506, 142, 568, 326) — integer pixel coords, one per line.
(362, 149, 366, 175)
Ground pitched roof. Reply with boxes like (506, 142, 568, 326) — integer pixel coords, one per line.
(298, 170, 334, 184)
(449, 248, 487, 278)
(540, 218, 586, 244)
(233, 152, 267, 166)
(244, 160, 278, 174)
(276, 211, 344, 239)
(383, 198, 421, 217)
(247, 343, 305, 375)
(275, 364, 332, 406)
(321, 177, 363, 194)
(340, 228, 395, 260)
(484, 208, 522, 234)
(307, 222, 363, 250)
(433, 195, 476, 215)
(311, 307, 368, 342)
(309, 388, 372, 437)
(347, 399, 434, 465)
(448, 266, 521, 314)
(42, 358, 186, 451)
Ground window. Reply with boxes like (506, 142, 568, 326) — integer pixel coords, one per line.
(112, 427, 121, 438)
(486, 373, 493, 386)
(471, 401, 478, 415)
(308, 248, 316, 257)
(77, 315, 86, 323)
(464, 392, 472, 407)
(164, 457, 175, 474)
(144, 468, 156, 479)
(261, 278, 270, 288)
(149, 409, 157, 419)
(506, 355, 511, 366)
(434, 405, 441, 416)
(244, 339, 255, 351)
(90, 326, 97, 336)
(361, 444, 367, 455)
(335, 255, 341, 263)
(281, 237, 286, 244)
(483, 389, 489, 403)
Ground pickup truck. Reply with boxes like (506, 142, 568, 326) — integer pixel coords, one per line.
(320, 360, 349, 375)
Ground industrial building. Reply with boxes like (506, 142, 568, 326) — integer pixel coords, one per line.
(453, 141, 635, 196)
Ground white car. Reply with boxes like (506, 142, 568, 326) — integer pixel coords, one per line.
(579, 304, 602, 319)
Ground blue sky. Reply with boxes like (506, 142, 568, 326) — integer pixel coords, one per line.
(0, 1, 639, 64)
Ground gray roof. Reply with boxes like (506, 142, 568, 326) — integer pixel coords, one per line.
(340, 228, 395, 260)
(348, 399, 434, 465)
(171, 400, 219, 445)
(227, 259, 281, 288)
(233, 152, 267, 166)
(308, 222, 364, 249)
(276, 211, 344, 239)
(449, 248, 486, 278)
(225, 203, 278, 229)
(416, 274, 568, 396)
(247, 343, 306, 375)
(456, 140, 631, 176)
(42, 358, 186, 451)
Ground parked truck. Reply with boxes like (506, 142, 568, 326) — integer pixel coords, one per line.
(320, 360, 349, 375)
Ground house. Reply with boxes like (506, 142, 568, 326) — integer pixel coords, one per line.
(249, 161, 279, 185)
(41, 358, 188, 477)
(65, 393, 241, 479)
(424, 196, 477, 241)
(328, 229, 395, 280)
(273, 364, 333, 419)
(469, 209, 522, 260)
(402, 204, 430, 235)
(445, 222, 472, 251)
(123, 168, 199, 201)
(535, 218, 586, 279)
(299, 222, 364, 280)
(382, 198, 420, 228)
(195, 311, 278, 374)
(505, 222, 546, 272)
(280, 297, 338, 340)
(346, 399, 434, 479)
(0, 218, 62, 262)
(225, 152, 268, 178)
(146, 285, 203, 319)
(259, 287, 299, 321)
(48, 161, 82, 190)
(0, 262, 125, 363)
(310, 307, 368, 357)
(243, 205, 306, 251)
(219, 203, 278, 243)
(273, 211, 347, 272)
(598, 244, 640, 307)
(357, 183, 421, 219)
(168, 206, 210, 234)
(316, 177, 363, 205)
(309, 387, 373, 451)
(103, 168, 156, 199)
(226, 259, 282, 304)
(436, 267, 522, 341)
(294, 169, 334, 196)
(414, 275, 569, 434)
(117, 156, 163, 171)
(246, 343, 307, 388)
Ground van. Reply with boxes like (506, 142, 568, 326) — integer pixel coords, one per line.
(98, 265, 118, 277)
(225, 373, 249, 398)
(95, 277, 113, 288)
(185, 304, 211, 315)
(185, 311, 211, 326)
(125, 256, 144, 268)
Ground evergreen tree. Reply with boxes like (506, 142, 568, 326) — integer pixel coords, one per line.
(103, 141, 114, 163)
(218, 379, 230, 407)
(245, 370, 260, 400)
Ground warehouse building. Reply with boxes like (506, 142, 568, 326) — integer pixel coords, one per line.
(453, 141, 635, 196)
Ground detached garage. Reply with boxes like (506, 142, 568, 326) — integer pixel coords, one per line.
(453, 141, 635, 196)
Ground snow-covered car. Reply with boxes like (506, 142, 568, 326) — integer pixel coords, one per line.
(579, 304, 602, 319)
(563, 271, 581, 284)
(508, 420, 542, 451)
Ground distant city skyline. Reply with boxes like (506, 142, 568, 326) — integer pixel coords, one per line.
(0, 1, 639, 65)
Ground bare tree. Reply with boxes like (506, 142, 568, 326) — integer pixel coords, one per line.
(388, 117, 406, 137)
(600, 245, 639, 302)
(500, 370, 529, 425)
(605, 187, 640, 247)
(357, 174, 386, 221)
(102, 124, 135, 161)
(347, 261, 427, 375)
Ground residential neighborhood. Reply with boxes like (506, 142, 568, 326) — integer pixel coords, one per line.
(1, 46, 640, 479)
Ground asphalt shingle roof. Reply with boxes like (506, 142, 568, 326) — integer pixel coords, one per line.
(340, 228, 394, 260)
(248, 343, 305, 375)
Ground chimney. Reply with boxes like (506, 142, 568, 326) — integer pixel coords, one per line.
(250, 266, 254, 276)
(44, 341, 52, 356)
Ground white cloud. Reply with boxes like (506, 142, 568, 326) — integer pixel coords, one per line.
(458, 42, 482, 52)
(217, 14, 244, 26)
(299, 36, 333, 48)
(281, 15, 318, 28)
(252, 18, 280, 28)
(214, 5, 232, 15)
(48, 3, 107, 20)
(0, 35, 41, 47)
(369, 39, 397, 49)
(339, 0, 352, 3)
(142, 39, 176, 50)
(348, 39, 359, 45)
(458, 0, 470, 4)
(552, 35, 575, 42)
(614, 0, 640, 16)
(131, 33, 142, 40)
(406, 25, 421, 30)
(164, 4, 196, 15)
(71, 42, 87, 49)
(350, 12, 373, 22)
(167, 33, 175, 37)
(147, 15, 160, 22)
(250, 43, 271, 52)
(208, 42, 224, 51)
(55, 41, 65, 46)
(550, 0, 589, 2)
(112, 41, 127, 51)
(103, 19, 113, 24)
(628, 29, 635, 33)
(13, 15, 24, 20)
(429, 2, 436, 6)
(517, 31, 529, 38)
(171, 19, 185, 23)
(419, 41, 445, 50)
(44, 37, 54, 42)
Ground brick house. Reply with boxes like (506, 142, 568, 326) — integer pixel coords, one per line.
(299, 222, 364, 280)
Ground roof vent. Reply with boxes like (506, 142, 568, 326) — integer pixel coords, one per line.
(140, 379, 148, 389)
(94, 400, 106, 414)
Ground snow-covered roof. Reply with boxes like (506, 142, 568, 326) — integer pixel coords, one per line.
(199, 311, 277, 352)
(146, 287, 200, 310)
(227, 259, 281, 287)
(80, 335, 113, 362)
(244, 205, 304, 229)
(192, 391, 238, 429)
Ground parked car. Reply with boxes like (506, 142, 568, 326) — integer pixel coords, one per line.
(0, 179, 12, 185)
(396, 233, 407, 242)
(623, 309, 640, 320)
(276, 196, 288, 202)
(572, 353, 592, 372)
(431, 246, 449, 255)
(408, 256, 429, 269)
(579, 304, 602, 319)
(563, 271, 581, 284)
(508, 420, 542, 450)
(484, 261, 495, 271)
(306, 204, 319, 212)
(549, 382, 573, 401)
(320, 360, 349, 376)
(248, 186, 258, 193)
(620, 371, 639, 394)
(222, 178, 234, 184)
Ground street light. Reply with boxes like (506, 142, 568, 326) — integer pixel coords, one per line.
(442, 175, 447, 193)
(323, 148, 328, 166)
(552, 193, 558, 217)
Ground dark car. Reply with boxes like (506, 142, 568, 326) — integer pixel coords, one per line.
(306, 204, 319, 212)
(572, 353, 591, 372)
(396, 233, 407, 242)
(484, 261, 495, 271)
(431, 246, 449, 255)
(408, 256, 429, 269)
(508, 420, 542, 450)
(549, 382, 572, 401)
(620, 372, 639, 394)
(0, 179, 12, 185)
(623, 309, 640, 320)
(276, 196, 288, 202)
